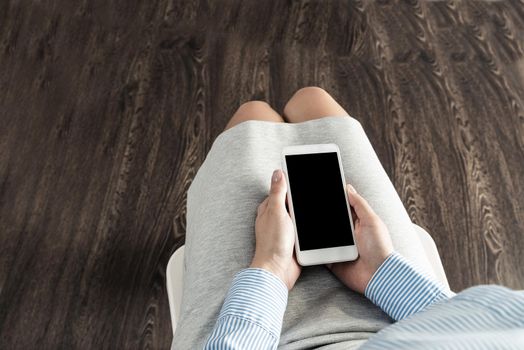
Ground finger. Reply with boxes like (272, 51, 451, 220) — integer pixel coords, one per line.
(257, 197, 267, 215)
(292, 249, 301, 266)
(267, 169, 287, 210)
(350, 206, 358, 224)
(346, 184, 376, 220)
(257, 197, 269, 215)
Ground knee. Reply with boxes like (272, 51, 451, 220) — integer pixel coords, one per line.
(292, 86, 331, 101)
(233, 100, 271, 119)
(283, 86, 348, 122)
(225, 100, 273, 130)
(284, 87, 331, 111)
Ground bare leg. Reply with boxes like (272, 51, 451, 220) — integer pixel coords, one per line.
(283, 87, 348, 123)
(224, 101, 285, 131)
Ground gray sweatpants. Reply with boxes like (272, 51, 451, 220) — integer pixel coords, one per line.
(172, 116, 434, 349)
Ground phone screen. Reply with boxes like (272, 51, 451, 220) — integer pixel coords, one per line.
(285, 152, 354, 251)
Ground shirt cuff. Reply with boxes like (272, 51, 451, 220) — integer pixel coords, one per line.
(364, 252, 454, 321)
(217, 267, 289, 339)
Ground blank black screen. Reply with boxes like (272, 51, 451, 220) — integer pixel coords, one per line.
(285, 152, 354, 251)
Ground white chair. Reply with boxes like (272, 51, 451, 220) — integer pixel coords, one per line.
(166, 224, 449, 334)
(166, 245, 185, 335)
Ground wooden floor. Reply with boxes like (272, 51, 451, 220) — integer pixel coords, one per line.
(1, 0, 523, 348)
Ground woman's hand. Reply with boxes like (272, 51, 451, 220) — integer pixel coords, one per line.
(327, 184, 394, 294)
(250, 169, 301, 290)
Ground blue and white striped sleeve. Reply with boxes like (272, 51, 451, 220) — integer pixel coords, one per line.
(364, 252, 455, 321)
(204, 268, 288, 349)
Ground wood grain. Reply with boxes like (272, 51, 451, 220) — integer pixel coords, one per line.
(1, 0, 523, 348)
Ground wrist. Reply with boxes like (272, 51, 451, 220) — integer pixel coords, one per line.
(370, 249, 395, 275)
(364, 251, 399, 297)
(250, 257, 287, 287)
(364, 252, 451, 320)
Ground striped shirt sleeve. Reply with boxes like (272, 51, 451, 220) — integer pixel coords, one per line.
(360, 285, 524, 349)
(204, 268, 288, 349)
(364, 252, 455, 321)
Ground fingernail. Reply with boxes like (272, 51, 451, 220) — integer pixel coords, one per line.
(347, 184, 357, 193)
(272, 169, 281, 182)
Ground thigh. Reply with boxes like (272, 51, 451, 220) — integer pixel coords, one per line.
(224, 100, 284, 131)
(283, 87, 348, 123)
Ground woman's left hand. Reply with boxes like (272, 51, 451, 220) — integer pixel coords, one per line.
(250, 169, 302, 290)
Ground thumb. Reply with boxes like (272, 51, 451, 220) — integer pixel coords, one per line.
(267, 169, 287, 210)
(346, 184, 375, 220)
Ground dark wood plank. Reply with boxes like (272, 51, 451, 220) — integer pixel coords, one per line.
(1, 0, 523, 348)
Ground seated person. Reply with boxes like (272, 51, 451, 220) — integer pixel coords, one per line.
(172, 87, 523, 349)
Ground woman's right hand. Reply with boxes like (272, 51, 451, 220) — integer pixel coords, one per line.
(326, 184, 394, 294)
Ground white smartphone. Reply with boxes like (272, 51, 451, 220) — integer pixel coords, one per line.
(281, 143, 358, 266)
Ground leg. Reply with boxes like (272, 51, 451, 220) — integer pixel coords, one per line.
(283, 86, 348, 123)
(224, 101, 284, 131)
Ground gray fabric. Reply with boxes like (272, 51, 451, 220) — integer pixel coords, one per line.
(172, 115, 434, 349)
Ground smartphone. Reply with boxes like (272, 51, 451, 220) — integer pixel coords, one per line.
(281, 143, 358, 266)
